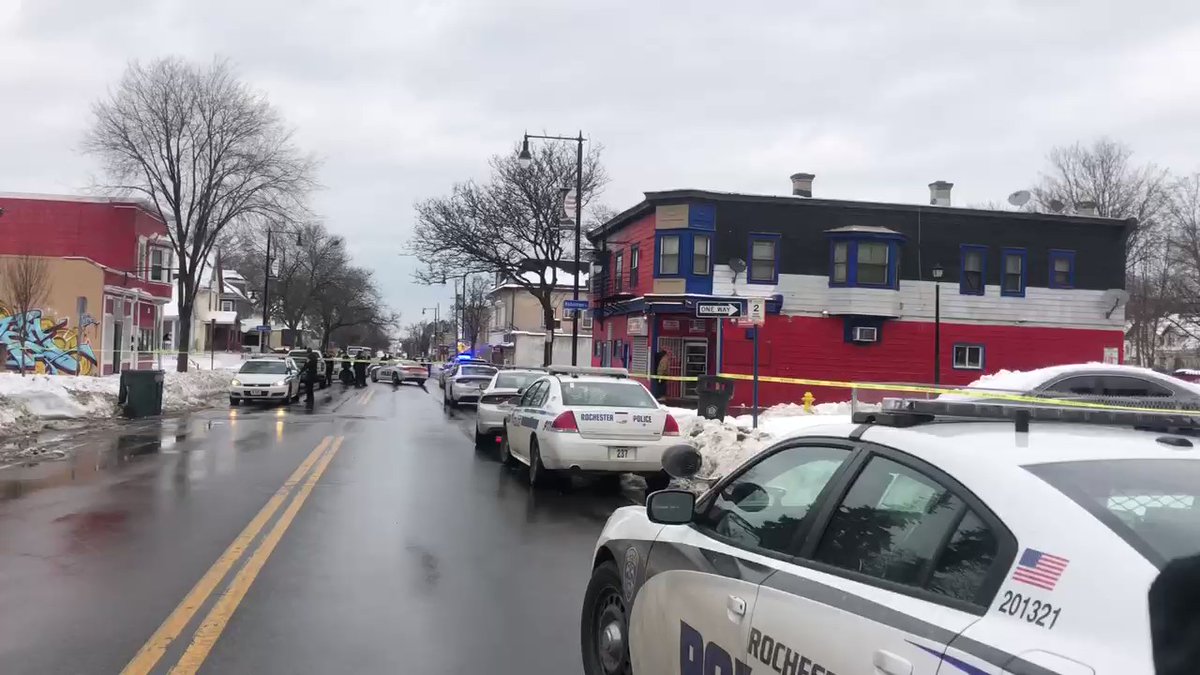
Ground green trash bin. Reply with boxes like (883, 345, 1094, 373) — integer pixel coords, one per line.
(118, 370, 165, 419)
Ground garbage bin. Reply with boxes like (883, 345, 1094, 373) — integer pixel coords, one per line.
(118, 369, 165, 419)
(696, 375, 735, 420)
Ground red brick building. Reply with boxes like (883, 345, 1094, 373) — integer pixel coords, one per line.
(0, 193, 173, 375)
(587, 176, 1131, 408)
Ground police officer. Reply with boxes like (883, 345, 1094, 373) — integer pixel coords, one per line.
(353, 351, 368, 388)
(303, 348, 318, 404)
(323, 350, 335, 387)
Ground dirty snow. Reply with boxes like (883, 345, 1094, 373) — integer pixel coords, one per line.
(0, 368, 235, 437)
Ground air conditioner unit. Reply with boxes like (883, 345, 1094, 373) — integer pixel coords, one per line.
(852, 326, 878, 343)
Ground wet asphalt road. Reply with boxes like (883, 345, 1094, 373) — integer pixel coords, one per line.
(0, 379, 632, 674)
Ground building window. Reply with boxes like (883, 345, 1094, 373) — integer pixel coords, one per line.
(693, 234, 711, 275)
(614, 251, 624, 293)
(150, 248, 168, 282)
(960, 245, 987, 295)
(137, 241, 148, 278)
(953, 344, 985, 370)
(629, 245, 639, 288)
(659, 235, 680, 276)
(1001, 248, 1026, 297)
(220, 300, 235, 312)
(856, 242, 889, 286)
(749, 234, 780, 284)
(1049, 249, 1075, 289)
(581, 311, 593, 330)
(831, 242, 849, 283)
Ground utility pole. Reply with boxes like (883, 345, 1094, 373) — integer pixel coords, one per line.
(260, 228, 272, 353)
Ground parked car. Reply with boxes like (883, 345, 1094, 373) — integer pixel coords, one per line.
(474, 369, 545, 447)
(229, 357, 302, 405)
(287, 349, 329, 387)
(376, 359, 428, 385)
(438, 357, 490, 389)
(944, 363, 1200, 407)
(443, 363, 499, 407)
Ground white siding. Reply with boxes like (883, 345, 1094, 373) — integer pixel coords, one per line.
(713, 265, 1124, 330)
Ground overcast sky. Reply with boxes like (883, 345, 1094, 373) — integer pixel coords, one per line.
(3, 0, 1198, 324)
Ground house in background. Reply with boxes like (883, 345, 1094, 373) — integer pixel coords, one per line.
(0, 193, 173, 374)
(587, 174, 1132, 407)
(1126, 316, 1200, 373)
(485, 264, 592, 366)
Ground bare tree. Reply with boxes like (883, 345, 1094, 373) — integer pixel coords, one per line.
(0, 255, 52, 376)
(84, 57, 316, 371)
(310, 265, 394, 350)
(408, 141, 607, 365)
(456, 275, 492, 353)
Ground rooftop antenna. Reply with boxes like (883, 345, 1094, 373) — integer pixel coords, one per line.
(1007, 190, 1031, 208)
(728, 257, 747, 289)
(1102, 289, 1131, 319)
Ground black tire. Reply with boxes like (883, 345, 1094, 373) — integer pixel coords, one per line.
(595, 473, 623, 493)
(643, 471, 671, 493)
(229, 397, 240, 406)
(581, 561, 632, 675)
(528, 438, 556, 489)
(474, 428, 488, 450)
(499, 432, 517, 466)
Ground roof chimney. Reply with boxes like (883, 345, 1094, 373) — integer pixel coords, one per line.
(928, 181, 953, 206)
(1074, 200, 1097, 216)
(790, 172, 814, 198)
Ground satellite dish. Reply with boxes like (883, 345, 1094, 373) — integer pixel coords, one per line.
(1007, 190, 1031, 207)
(1048, 199, 1066, 213)
(728, 258, 747, 273)
(1102, 289, 1131, 319)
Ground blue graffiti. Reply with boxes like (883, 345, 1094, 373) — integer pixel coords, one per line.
(0, 306, 99, 375)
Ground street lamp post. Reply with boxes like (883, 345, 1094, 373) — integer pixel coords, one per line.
(260, 227, 301, 353)
(422, 305, 440, 358)
(518, 131, 585, 366)
(932, 263, 944, 384)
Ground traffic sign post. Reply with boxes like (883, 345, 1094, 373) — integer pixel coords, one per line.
(695, 301, 742, 318)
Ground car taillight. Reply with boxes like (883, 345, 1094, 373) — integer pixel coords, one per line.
(550, 411, 579, 432)
(663, 414, 680, 436)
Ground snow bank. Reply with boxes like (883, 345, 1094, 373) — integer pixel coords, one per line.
(671, 403, 853, 483)
(0, 369, 233, 436)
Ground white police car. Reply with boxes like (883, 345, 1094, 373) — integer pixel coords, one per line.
(500, 367, 680, 489)
(581, 398, 1200, 675)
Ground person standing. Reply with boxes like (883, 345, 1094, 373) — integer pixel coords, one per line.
(652, 349, 671, 400)
(303, 348, 318, 404)
(324, 350, 335, 387)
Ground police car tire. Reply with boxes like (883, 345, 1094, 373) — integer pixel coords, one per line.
(473, 429, 487, 450)
(500, 435, 517, 466)
(580, 561, 631, 675)
(529, 440, 557, 488)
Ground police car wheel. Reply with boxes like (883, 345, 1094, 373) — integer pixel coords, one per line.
(528, 439, 556, 488)
(581, 561, 631, 675)
(499, 434, 517, 466)
(473, 429, 488, 450)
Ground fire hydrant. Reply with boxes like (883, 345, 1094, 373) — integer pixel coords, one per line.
(802, 391, 815, 413)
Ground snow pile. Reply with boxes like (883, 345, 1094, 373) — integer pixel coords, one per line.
(0, 369, 233, 435)
(671, 403, 853, 482)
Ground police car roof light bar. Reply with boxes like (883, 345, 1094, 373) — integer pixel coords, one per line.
(547, 366, 630, 379)
(859, 398, 1200, 431)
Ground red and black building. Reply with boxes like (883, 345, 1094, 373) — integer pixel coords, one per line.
(587, 175, 1132, 408)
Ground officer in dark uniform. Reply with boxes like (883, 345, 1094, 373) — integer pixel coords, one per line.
(324, 350, 335, 387)
(353, 351, 368, 388)
(303, 348, 319, 404)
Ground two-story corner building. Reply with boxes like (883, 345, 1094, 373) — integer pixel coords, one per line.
(0, 193, 173, 375)
(485, 265, 593, 366)
(587, 175, 1133, 407)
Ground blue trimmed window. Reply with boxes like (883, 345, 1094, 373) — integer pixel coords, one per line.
(693, 234, 711, 275)
(656, 234, 681, 277)
(748, 233, 781, 284)
(952, 343, 985, 370)
(629, 245, 639, 288)
(960, 245, 987, 295)
(827, 238, 900, 289)
(1001, 248, 1026, 297)
(1049, 249, 1075, 289)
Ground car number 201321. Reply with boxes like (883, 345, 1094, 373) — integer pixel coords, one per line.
(997, 590, 1061, 629)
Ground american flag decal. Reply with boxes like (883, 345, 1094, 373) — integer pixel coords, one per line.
(1011, 548, 1069, 591)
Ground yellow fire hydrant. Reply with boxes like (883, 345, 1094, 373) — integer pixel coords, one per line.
(802, 391, 815, 413)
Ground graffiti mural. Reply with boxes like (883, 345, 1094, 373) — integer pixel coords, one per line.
(0, 302, 99, 375)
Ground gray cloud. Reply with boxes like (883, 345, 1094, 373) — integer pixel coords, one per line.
(3, 0, 1199, 327)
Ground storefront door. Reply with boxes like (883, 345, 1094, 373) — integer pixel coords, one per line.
(682, 340, 708, 397)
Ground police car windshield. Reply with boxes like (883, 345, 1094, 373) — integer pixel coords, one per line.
(561, 381, 656, 408)
(1028, 458, 1200, 567)
(495, 372, 540, 389)
(240, 360, 288, 374)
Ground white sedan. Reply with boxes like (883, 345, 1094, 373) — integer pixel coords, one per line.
(580, 397, 1200, 675)
(500, 367, 680, 489)
(474, 368, 545, 448)
(442, 363, 498, 407)
(229, 357, 301, 405)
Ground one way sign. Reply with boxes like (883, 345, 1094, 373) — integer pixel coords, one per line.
(695, 301, 742, 318)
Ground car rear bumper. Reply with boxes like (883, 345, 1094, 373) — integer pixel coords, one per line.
(476, 404, 508, 434)
(537, 434, 673, 473)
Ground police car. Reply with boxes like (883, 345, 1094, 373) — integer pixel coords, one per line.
(581, 398, 1200, 675)
(500, 367, 680, 489)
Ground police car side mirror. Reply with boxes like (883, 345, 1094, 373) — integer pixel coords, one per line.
(646, 490, 696, 525)
(661, 444, 702, 479)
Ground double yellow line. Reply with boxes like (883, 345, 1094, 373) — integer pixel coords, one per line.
(357, 389, 376, 406)
(122, 435, 345, 675)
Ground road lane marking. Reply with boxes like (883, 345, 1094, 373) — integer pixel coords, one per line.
(169, 435, 345, 674)
(120, 435, 334, 675)
(362, 388, 375, 406)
